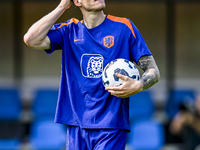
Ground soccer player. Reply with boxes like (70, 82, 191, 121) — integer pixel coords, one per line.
(24, 0, 160, 149)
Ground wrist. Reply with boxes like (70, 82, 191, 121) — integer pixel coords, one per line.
(138, 80, 144, 91)
(58, 1, 72, 10)
(135, 80, 144, 93)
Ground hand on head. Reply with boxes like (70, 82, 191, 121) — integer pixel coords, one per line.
(59, 0, 72, 9)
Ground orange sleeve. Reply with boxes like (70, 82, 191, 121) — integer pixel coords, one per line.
(56, 18, 79, 29)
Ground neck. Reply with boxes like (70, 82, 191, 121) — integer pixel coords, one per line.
(82, 11, 106, 29)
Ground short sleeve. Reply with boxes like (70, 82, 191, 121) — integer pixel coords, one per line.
(45, 25, 63, 55)
(130, 21, 152, 63)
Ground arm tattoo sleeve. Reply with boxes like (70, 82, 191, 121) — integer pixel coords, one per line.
(136, 55, 160, 90)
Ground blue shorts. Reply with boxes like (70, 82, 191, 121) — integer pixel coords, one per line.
(66, 126, 128, 150)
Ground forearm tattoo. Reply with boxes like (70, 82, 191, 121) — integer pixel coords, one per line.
(136, 55, 160, 90)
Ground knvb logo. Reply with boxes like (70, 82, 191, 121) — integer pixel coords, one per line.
(103, 36, 114, 48)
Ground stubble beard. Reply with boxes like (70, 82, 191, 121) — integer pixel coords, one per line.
(83, 3, 106, 12)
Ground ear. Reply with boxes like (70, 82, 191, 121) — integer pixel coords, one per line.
(73, 0, 81, 6)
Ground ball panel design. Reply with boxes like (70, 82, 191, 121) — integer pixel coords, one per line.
(102, 58, 140, 88)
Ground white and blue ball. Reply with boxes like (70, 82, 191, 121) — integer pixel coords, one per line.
(102, 58, 140, 88)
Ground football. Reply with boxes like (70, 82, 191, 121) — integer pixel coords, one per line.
(102, 58, 140, 88)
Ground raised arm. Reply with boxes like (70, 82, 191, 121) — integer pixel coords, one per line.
(23, 0, 72, 50)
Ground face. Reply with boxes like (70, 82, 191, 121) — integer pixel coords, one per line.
(80, 0, 106, 12)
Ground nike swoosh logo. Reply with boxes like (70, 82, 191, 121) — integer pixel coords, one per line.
(74, 39, 84, 42)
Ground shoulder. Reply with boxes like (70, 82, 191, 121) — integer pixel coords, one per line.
(107, 15, 131, 24)
(107, 15, 135, 38)
(55, 18, 80, 30)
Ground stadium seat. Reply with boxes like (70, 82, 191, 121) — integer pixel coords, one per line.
(0, 138, 21, 150)
(0, 88, 24, 146)
(0, 88, 22, 120)
(29, 119, 66, 150)
(165, 89, 196, 119)
(32, 89, 59, 119)
(127, 119, 165, 150)
(129, 90, 155, 121)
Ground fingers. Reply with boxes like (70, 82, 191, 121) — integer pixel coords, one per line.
(105, 86, 120, 91)
(105, 82, 128, 98)
(105, 73, 129, 91)
(104, 73, 140, 98)
(108, 90, 128, 98)
(115, 73, 127, 81)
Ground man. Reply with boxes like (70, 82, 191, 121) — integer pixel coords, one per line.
(170, 95, 200, 150)
(24, 0, 160, 149)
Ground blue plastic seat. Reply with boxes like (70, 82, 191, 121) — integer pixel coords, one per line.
(127, 119, 165, 150)
(0, 88, 22, 120)
(29, 119, 66, 150)
(32, 89, 59, 119)
(165, 89, 195, 119)
(0, 138, 21, 150)
(0, 89, 23, 148)
(30, 89, 65, 149)
(129, 90, 155, 120)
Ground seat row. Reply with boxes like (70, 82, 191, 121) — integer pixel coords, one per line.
(0, 88, 66, 150)
(0, 88, 196, 150)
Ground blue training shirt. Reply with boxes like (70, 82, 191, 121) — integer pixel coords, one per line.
(46, 15, 152, 131)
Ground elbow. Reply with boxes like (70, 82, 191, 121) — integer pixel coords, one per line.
(24, 33, 32, 47)
(23, 33, 35, 48)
